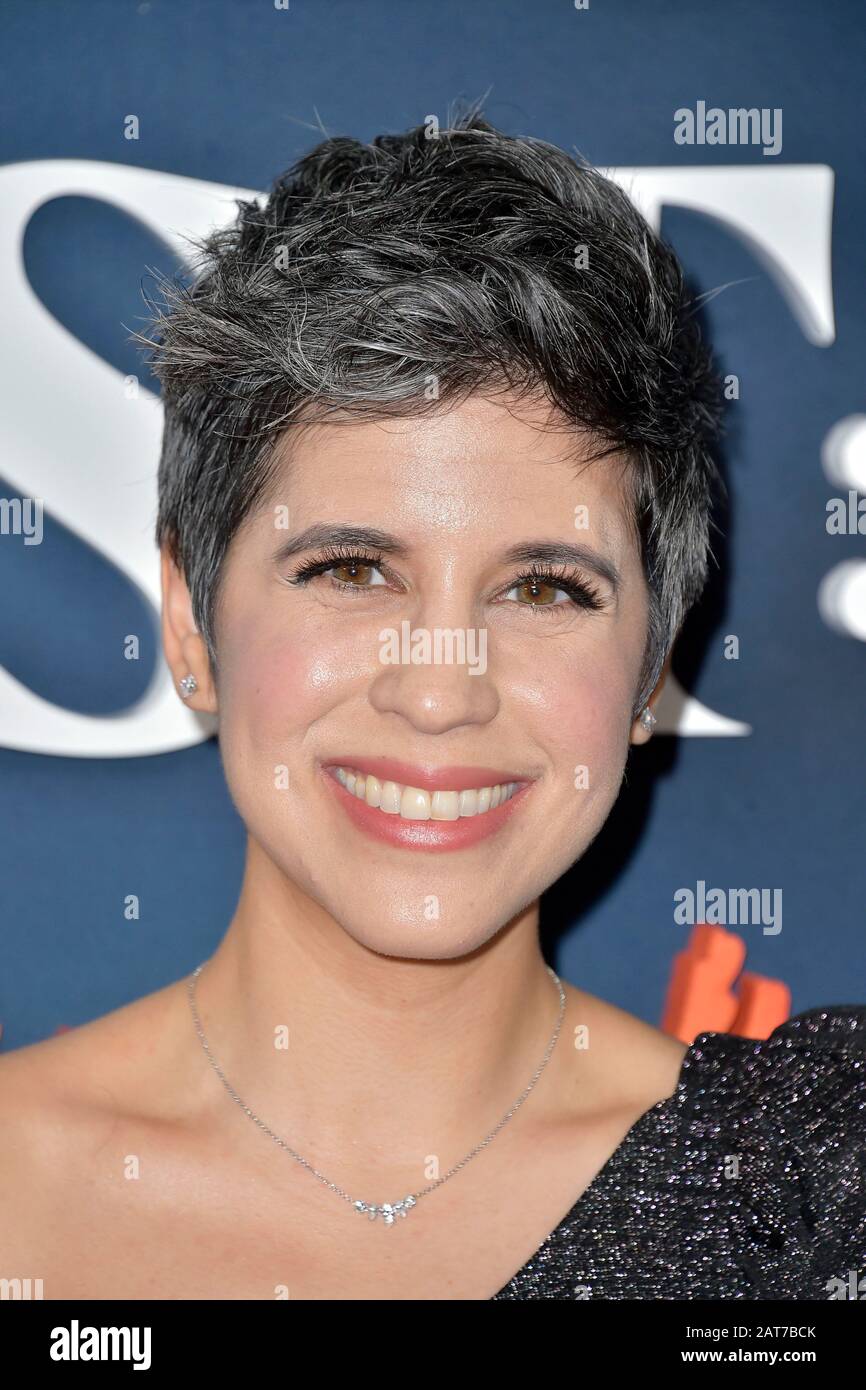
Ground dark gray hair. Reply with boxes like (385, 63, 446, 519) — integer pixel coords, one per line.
(137, 105, 724, 717)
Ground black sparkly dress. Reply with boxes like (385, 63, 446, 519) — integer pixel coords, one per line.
(492, 1005, 866, 1299)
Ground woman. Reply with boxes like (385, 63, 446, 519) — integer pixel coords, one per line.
(1, 111, 863, 1301)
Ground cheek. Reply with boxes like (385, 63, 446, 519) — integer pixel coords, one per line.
(216, 621, 339, 754)
(214, 594, 381, 765)
(517, 645, 635, 790)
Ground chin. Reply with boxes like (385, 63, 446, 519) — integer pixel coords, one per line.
(308, 877, 527, 961)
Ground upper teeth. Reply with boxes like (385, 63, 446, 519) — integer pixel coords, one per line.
(331, 767, 521, 820)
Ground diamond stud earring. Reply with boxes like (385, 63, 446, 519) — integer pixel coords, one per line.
(639, 705, 657, 732)
(178, 674, 198, 699)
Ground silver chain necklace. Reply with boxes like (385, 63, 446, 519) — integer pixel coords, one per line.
(186, 959, 566, 1226)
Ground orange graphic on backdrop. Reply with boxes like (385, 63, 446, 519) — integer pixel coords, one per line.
(663, 922, 790, 1043)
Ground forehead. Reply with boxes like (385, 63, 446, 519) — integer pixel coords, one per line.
(261, 393, 636, 550)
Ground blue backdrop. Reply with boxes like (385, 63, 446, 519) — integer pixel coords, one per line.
(1, 0, 864, 1047)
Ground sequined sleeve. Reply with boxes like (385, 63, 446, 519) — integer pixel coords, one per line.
(492, 1004, 866, 1300)
(693, 1004, 866, 1300)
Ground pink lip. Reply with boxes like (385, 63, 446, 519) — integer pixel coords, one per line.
(318, 758, 535, 853)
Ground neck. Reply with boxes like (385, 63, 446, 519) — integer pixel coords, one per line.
(188, 838, 565, 1186)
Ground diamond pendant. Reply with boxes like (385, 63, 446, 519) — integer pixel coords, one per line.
(354, 1195, 417, 1224)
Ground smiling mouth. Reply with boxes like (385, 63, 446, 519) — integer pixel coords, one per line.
(328, 765, 524, 821)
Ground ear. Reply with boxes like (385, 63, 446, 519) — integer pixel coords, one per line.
(160, 544, 218, 714)
(629, 648, 673, 745)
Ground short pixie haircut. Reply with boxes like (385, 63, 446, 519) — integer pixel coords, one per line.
(139, 106, 724, 718)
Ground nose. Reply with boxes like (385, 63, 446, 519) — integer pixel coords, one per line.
(367, 618, 499, 736)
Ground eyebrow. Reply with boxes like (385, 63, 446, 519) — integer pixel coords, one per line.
(272, 524, 621, 592)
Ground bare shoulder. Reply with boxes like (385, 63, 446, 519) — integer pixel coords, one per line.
(0, 976, 210, 1292)
(0, 978, 188, 1216)
(0, 977, 186, 1108)
(561, 983, 689, 1116)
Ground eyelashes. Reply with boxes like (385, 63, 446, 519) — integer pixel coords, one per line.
(288, 544, 388, 589)
(286, 544, 608, 615)
(508, 564, 606, 614)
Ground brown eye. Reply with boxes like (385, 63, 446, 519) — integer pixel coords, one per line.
(513, 578, 564, 606)
(333, 562, 374, 586)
